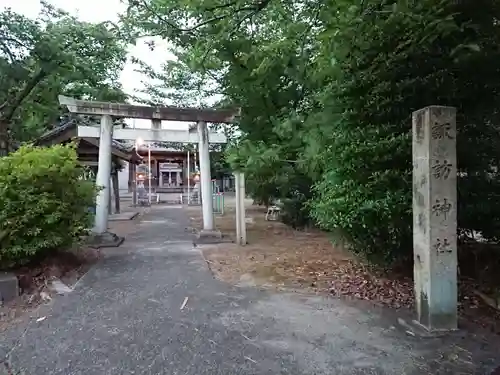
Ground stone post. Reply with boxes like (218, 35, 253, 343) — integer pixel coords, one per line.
(412, 105, 457, 331)
(234, 172, 247, 245)
(235, 172, 241, 244)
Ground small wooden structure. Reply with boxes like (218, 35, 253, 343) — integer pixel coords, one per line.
(35, 119, 141, 213)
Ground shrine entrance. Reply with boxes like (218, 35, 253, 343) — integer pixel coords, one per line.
(58, 95, 238, 237)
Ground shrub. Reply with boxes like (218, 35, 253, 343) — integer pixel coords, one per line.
(280, 193, 310, 229)
(0, 144, 97, 268)
(278, 171, 314, 229)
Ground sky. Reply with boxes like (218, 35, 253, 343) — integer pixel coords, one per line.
(0, 0, 188, 129)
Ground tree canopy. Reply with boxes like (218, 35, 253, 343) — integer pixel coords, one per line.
(100, 1, 500, 264)
(0, 2, 129, 152)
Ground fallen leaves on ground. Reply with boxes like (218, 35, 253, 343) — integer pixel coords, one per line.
(326, 263, 414, 309)
(190, 205, 415, 309)
(189, 204, 500, 334)
(458, 280, 500, 333)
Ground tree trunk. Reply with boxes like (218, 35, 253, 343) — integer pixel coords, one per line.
(112, 172, 120, 214)
(0, 121, 9, 157)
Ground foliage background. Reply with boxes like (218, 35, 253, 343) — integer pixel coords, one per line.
(122, 0, 500, 267)
(0, 3, 127, 266)
(0, 1, 128, 151)
(3, 0, 500, 269)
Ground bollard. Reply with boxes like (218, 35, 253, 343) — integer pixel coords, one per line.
(212, 192, 224, 215)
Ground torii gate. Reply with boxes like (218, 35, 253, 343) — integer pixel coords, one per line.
(58, 95, 239, 239)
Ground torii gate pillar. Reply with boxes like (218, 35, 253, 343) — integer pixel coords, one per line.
(197, 121, 215, 231)
(94, 115, 113, 234)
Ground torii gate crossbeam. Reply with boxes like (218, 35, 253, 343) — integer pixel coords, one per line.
(76, 126, 226, 143)
(58, 96, 239, 239)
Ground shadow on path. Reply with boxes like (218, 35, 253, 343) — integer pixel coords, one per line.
(1, 205, 499, 374)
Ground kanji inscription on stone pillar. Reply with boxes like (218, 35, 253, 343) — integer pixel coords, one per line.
(412, 105, 457, 331)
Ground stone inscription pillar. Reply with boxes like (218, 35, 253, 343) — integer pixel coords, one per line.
(412, 106, 457, 331)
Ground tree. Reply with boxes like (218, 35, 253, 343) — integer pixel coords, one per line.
(129, 41, 238, 178)
(130, 48, 223, 107)
(303, 0, 500, 264)
(122, 0, 500, 265)
(122, 0, 316, 206)
(0, 2, 129, 152)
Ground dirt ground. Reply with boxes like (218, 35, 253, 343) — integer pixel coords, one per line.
(0, 245, 99, 331)
(187, 199, 500, 334)
(187, 203, 415, 307)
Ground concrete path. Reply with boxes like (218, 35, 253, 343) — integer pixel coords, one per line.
(1, 206, 499, 374)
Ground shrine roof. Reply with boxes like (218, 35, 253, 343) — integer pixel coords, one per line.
(35, 118, 141, 163)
